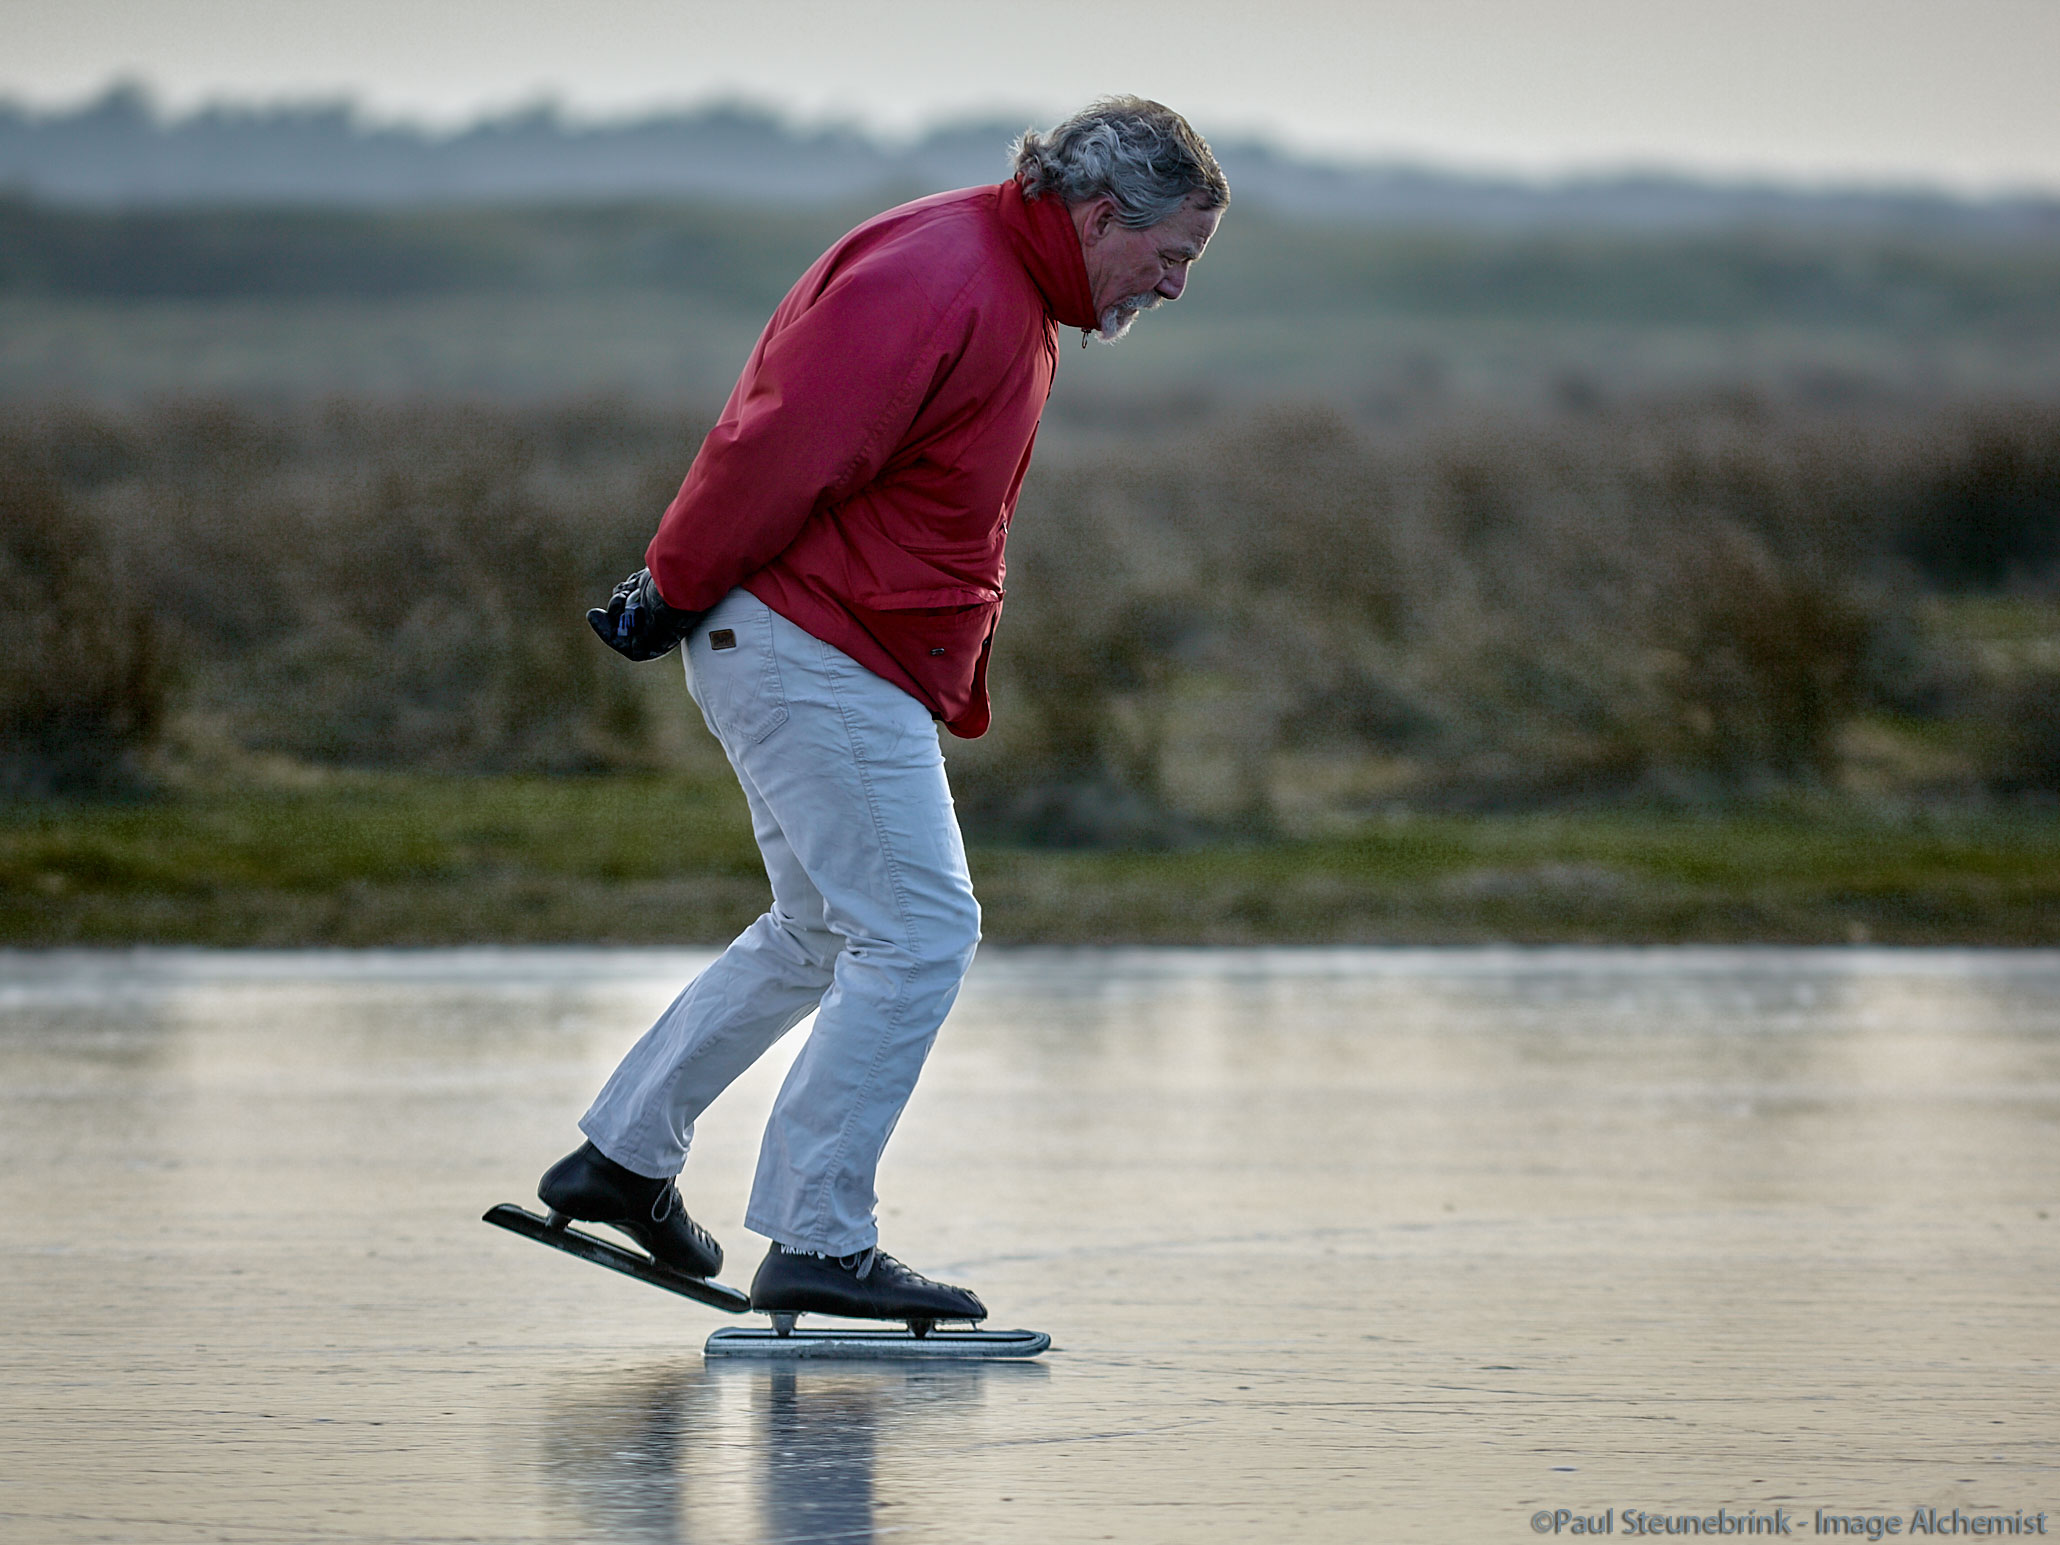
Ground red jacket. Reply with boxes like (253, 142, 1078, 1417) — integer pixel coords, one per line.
(646, 179, 1097, 738)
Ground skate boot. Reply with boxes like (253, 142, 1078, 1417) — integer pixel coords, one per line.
(536, 1141, 721, 1278)
(750, 1243, 986, 1334)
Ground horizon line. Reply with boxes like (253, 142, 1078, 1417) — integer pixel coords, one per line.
(6, 77, 2060, 207)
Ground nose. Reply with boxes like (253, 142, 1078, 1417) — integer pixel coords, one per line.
(1157, 266, 1187, 302)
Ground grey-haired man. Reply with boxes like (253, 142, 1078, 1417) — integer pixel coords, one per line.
(539, 98, 1228, 1329)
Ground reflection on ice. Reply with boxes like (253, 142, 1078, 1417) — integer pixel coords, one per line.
(1, 947, 2055, 1544)
(755, 1367, 883, 1545)
(542, 1364, 711, 1545)
(538, 1357, 1037, 1544)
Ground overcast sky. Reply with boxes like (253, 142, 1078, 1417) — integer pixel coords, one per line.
(4, 0, 2057, 193)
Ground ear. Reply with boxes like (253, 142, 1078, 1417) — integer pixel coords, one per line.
(1079, 195, 1120, 247)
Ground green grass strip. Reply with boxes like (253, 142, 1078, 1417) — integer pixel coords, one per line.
(5, 773, 2057, 946)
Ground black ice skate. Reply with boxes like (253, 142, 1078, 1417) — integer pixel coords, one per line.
(535, 1140, 723, 1277)
(749, 1243, 986, 1333)
(698, 1244, 1047, 1358)
(479, 1145, 752, 1315)
(481, 1200, 751, 1313)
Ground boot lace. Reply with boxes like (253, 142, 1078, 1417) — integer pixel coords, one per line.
(648, 1184, 712, 1248)
(833, 1247, 943, 1287)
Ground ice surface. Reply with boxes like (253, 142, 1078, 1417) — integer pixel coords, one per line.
(2, 946, 2057, 1543)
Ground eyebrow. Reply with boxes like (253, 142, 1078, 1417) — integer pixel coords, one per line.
(1162, 243, 1205, 262)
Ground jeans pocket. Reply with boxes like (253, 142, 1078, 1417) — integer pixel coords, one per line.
(693, 601, 788, 747)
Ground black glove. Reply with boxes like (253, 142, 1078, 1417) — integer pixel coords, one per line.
(586, 568, 702, 661)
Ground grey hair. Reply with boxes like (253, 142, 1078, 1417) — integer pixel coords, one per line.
(1011, 96, 1229, 230)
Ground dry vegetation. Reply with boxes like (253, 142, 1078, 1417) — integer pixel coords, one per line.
(2, 398, 689, 793)
(964, 399, 2060, 839)
(4, 394, 2057, 838)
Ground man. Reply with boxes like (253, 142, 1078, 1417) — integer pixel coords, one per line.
(538, 97, 1227, 1326)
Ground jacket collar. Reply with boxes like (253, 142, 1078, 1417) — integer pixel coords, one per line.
(995, 178, 1097, 334)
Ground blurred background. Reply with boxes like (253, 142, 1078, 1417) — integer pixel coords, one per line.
(4, 0, 2058, 941)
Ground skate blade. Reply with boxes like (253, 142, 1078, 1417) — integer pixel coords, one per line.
(705, 1326, 1050, 1360)
(482, 1203, 750, 1313)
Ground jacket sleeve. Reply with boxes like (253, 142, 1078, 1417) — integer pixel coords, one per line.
(644, 256, 963, 612)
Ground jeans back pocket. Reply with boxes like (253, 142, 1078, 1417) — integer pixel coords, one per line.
(690, 600, 788, 747)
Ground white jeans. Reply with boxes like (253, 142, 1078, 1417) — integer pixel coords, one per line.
(579, 589, 981, 1255)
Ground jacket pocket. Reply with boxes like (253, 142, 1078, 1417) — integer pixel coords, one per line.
(848, 586, 1001, 678)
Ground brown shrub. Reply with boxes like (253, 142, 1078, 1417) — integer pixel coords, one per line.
(15, 397, 700, 776)
(0, 434, 166, 794)
(961, 402, 1937, 825)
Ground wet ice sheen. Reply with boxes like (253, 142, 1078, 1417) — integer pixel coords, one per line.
(2, 946, 2056, 1544)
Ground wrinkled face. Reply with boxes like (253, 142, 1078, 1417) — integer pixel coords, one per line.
(1073, 194, 1222, 342)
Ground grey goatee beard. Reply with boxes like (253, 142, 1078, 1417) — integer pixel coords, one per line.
(1093, 291, 1165, 343)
